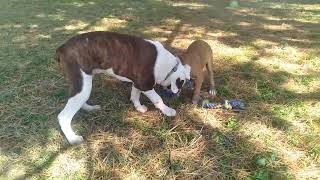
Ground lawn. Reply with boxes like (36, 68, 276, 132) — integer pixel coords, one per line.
(0, 0, 319, 179)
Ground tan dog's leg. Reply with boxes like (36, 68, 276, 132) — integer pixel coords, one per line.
(206, 62, 216, 96)
(192, 74, 204, 104)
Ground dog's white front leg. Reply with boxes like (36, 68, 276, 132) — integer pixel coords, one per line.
(58, 70, 93, 145)
(142, 89, 176, 116)
(130, 86, 147, 113)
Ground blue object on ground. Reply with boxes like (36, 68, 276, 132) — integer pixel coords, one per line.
(221, 100, 245, 111)
(201, 99, 220, 108)
(160, 79, 194, 98)
(159, 89, 176, 98)
(185, 79, 194, 89)
(201, 99, 245, 111)
(225, 100, 246, 110)
(202, 102, 220, 109)
(159, 80, 246, 111)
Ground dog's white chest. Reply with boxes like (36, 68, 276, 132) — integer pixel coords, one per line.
(93, 68, 133, 82)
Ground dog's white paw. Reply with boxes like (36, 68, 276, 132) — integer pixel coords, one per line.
(209, 88, 217, 96)
(136, 105, 148, 113)
(67, 135, 84, 145)
(82, 104, 101, 112)
(90, 105, 101, 111)
(192, 100, 199, 105)
(163, 107, 176, 117)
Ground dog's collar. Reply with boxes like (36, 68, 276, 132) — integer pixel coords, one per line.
(164, 60, 180, 81)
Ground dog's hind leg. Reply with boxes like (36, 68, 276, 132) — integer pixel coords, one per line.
(130, 85, 148, 113)
(58, 69, 93, 145)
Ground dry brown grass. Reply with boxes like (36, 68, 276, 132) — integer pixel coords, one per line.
(1, 0, 320, 179)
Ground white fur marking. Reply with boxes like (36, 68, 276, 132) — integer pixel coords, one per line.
(93, 68, 132, 82)
(142, 89, 176, 116)
(81, 102, 101, 111)
(58, 70, 92, 145)
(145, 40, 177, 85)
(130, 86, 147, 113)
(145, 39, 189, 94)
(171, 81, 179, 94)
(184, 64, 191, 80)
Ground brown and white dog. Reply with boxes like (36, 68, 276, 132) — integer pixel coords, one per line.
(56, 31, 190, 144)
(179, 40, 216, 104)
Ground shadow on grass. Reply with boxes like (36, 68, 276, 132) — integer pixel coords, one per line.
(0, 0, 319, 179)
(14, 145, 70, 180)
(174, 106, 290, 179)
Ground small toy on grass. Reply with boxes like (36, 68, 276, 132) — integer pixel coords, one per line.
(201, 99, 220, 108)
(201, 99, 245, 111)
(202, 102, 221, 109)
(227, 100, 246, 111)
(159, 80, 245, 111)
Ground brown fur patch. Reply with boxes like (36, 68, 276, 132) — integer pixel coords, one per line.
(180, 40, 215, 102)
(56, 31, 158, 96)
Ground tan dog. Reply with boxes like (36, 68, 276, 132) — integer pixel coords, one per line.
(179, 40, 216, 104)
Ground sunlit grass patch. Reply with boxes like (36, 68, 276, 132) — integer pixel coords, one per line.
(168, 1, 210, 10)
(80, 17, 128, 33)
(214, 45, 259, 62)
(245, 0, 320, 23)
(1, 0, 320, 179)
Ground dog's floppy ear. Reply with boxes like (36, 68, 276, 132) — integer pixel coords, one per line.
(184, 64, 191, 80)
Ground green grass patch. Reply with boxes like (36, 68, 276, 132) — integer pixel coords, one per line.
(1, 0, 320, 179)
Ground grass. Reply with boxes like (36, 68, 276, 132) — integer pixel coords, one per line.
(0, 0, 320, 179)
